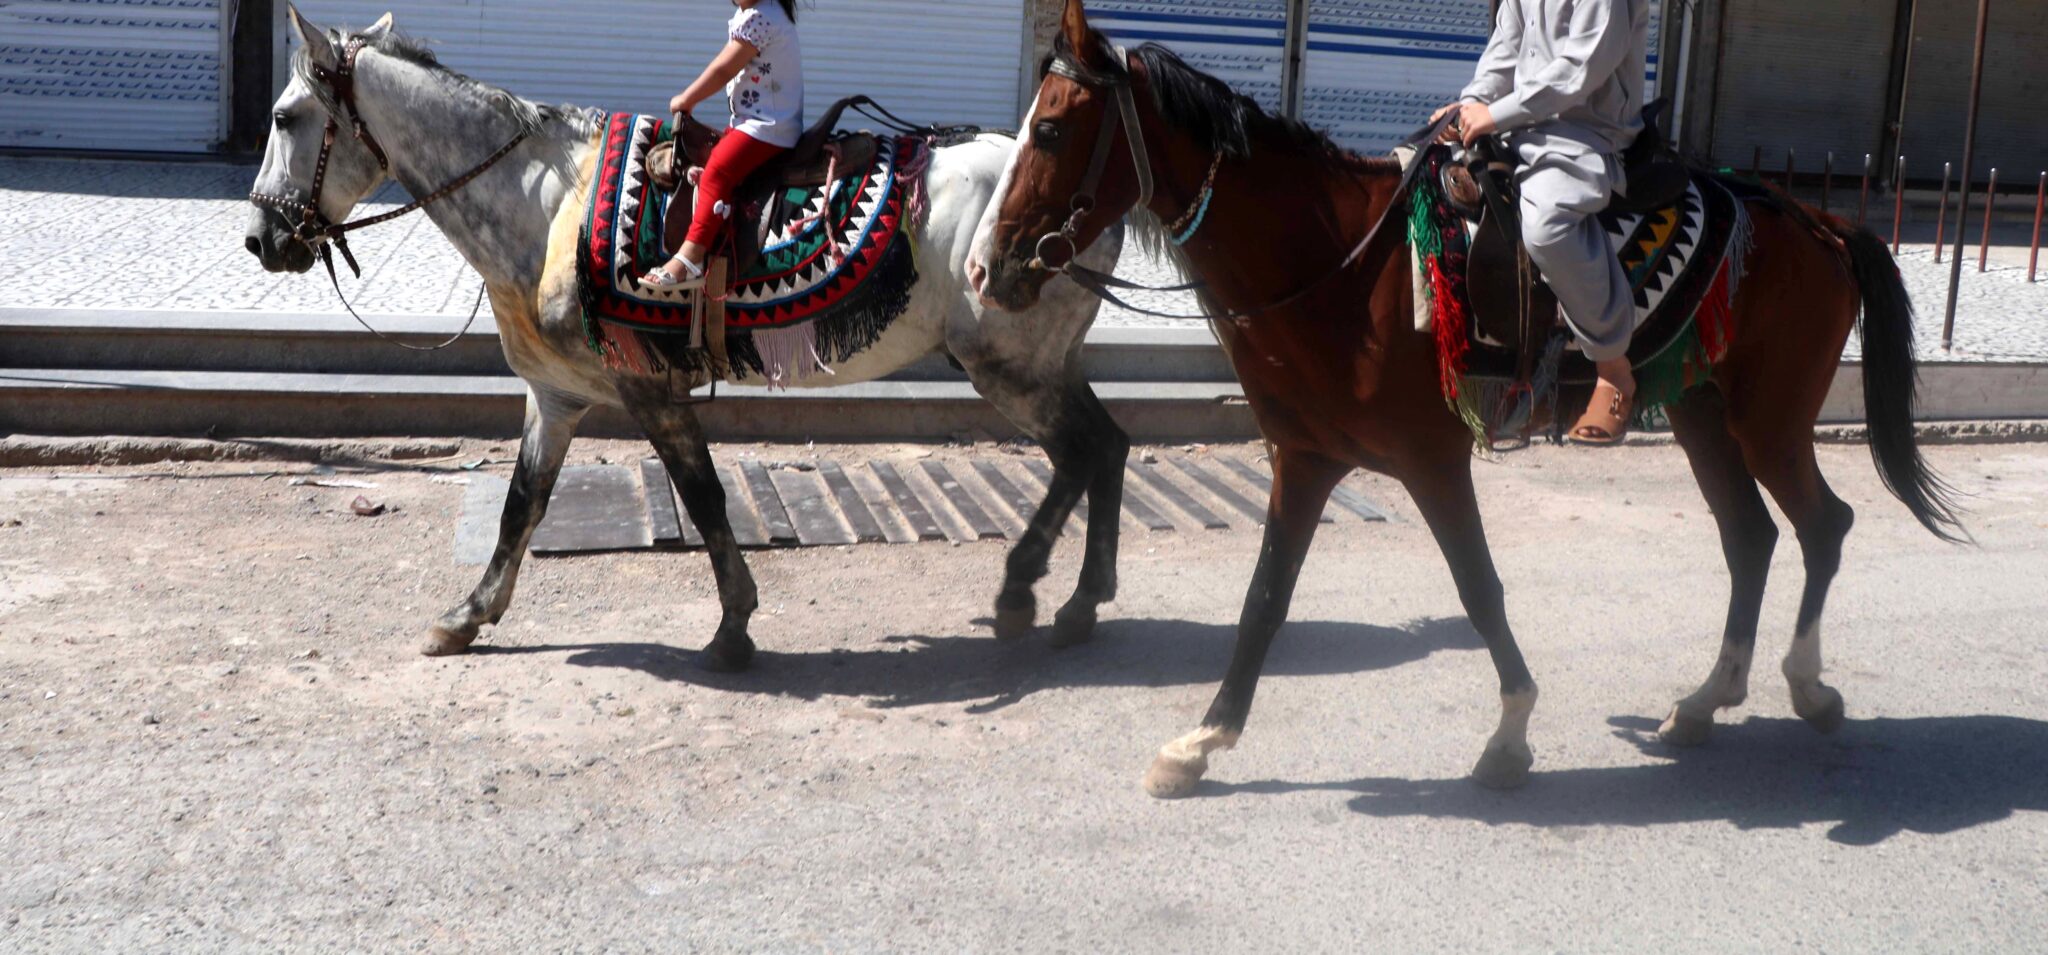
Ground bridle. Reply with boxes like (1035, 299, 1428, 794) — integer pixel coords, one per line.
(248, 35, 530, 349)
(1021, 41, 1456, 322)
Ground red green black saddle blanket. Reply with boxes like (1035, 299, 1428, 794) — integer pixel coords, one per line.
(576, 111, 928, 382)
(1411, 146, 1756, 422)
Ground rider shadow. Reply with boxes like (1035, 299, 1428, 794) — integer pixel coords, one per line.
(1205, 714, 2048, 846)
(479, 615, 1483, 713)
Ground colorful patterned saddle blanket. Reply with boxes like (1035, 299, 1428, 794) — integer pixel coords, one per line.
(577, 111, 929, 383)
(1410, 146, 1755, 438)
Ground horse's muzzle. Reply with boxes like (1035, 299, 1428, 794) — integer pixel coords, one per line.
(975, 248, 1052, 313)
(244, 206, 317, 274)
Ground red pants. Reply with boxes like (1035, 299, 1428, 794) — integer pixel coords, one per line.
(686, 127, 786, 248)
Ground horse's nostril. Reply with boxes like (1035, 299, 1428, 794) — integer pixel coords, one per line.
(245, 235, 263, 256)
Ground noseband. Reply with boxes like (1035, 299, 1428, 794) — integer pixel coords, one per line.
(248, 35, 529, 279)
(1029, 44, 1156, 272)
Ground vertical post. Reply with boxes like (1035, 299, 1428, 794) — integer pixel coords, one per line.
(1280, 0, 1309, 120)
(1934, 161, 1951, 263)
(1785, 148, 1797, 194)
(1893, 155, 1907, 252)
(2029, 170, 2044, 283)
(1750, 145, 1762, 178)
(1941, 0, 1992, 352)
(1978, 167, 1997, 272)
(1884, 0, 1920, 184)
(1822, 151, 1834, 213)
(1858, 153, 1873, 226)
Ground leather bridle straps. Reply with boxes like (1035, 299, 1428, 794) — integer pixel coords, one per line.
(248, 36, 527, 278)
(1031, 42, 1154, 271)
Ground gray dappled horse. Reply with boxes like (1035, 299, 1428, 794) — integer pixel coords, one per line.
(244, 9, 1131, 669)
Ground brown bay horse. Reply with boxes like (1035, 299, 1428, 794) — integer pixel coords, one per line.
(971, 0, 1963, 797)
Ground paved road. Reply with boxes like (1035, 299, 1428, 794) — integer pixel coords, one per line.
(4, 438, 2046, 951)
(5, 156, 2045, 360)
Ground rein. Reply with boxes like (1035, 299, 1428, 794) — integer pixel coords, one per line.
(1032, 44, 1452, 322)
(248, 36, 528, 350)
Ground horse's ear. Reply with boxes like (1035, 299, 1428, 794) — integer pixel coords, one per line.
(362, 12, 396, 40)
(1060, 0, 1093, 60)
(287, 4, 338, 69)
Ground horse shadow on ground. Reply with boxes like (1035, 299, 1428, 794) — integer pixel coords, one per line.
(470, 615, 1483, 712)
(1200, 714, 2048, 846)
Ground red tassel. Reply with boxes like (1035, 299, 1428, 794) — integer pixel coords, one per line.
(1428, 257, 1470, 400)
(1695, 255, 1737, 364)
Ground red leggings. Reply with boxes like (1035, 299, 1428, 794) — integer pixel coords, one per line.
(687, 127, 787, 248)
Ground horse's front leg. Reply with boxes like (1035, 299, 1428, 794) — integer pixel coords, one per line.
(617, 380, 759, 672)
(424, 389, 589, 655)
(1143, 448, 1347, 798)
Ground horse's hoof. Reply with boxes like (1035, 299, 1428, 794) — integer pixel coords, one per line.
(420, 623, 476, 657)
(697, 637, 755, 673)
(1049, 602, 1098, 648)
(1142, 752, 1207, 799)
(1471, 743, 1534, 790)
(1795, 686, 1846, 734)
(1657, 707, 1714, 747)
(992, 593, 1036, 640)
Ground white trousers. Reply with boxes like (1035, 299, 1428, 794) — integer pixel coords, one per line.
(1513, 138, 1637, 362)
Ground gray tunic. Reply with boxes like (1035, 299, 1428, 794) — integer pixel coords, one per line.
(1458, 0, 1651, 362)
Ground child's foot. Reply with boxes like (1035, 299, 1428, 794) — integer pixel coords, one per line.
(641, 258, 704, 291)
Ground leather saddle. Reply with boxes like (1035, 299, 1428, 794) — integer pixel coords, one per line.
(1446, 99, 1689, 352)
(650, 96, 883, 277)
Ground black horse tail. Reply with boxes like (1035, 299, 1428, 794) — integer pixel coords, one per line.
(1838, 224, 1968, 543)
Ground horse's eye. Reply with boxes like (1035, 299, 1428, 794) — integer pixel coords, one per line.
(1033, 121, 1063, 152)
(273, 111, 291, 131)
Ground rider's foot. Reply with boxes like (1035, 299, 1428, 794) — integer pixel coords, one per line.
(1569, 358, 1636, 446)
(641, 256, 704, 291)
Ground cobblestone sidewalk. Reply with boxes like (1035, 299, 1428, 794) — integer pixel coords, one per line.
(4, 156, 2042, 360)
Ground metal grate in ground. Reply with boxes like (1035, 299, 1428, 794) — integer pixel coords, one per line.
(452, 453, 1388, 562)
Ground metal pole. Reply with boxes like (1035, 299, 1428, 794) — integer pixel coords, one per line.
(1935, 161, 1951, 263)
(1786, 148, 1797, 193)
(1823, 151, 1834, 213)
(1978, 167, 1997, 273)
(1890, 0, 1920, 184)
(2030, 170, 2044, 283)
(1942, 0, 1992, 351)
(1858, 153, 1873, 225)
(1893, 155, 1907, 252)
(1751, 145, 1762, 178)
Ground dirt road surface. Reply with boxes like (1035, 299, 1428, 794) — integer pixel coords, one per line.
(4, 439, 2046, 952)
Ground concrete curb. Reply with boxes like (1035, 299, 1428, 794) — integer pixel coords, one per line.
(5, 420, 2044, 469)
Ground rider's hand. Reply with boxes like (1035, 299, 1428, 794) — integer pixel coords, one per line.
(1456, 102, 1498, 147)
(1430, 102, 1463, 143)
(668, 94, 693, 116)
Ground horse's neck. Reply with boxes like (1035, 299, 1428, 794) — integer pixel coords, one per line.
(1174, 148, 1398, 318)
(351, 53, 589, 297)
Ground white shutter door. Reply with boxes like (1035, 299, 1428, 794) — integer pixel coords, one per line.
(0, 0, 224, 153)
(292, 1, 1026, 130)
(1090, 1, 1291, 114)
(1707, 0, 1893, 170)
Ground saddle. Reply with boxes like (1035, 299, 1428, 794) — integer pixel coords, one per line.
(647, 96, 883, 277)
(1445, 99, 1689, 355)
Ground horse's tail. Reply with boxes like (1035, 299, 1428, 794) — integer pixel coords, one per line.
(1834, 223, 1968, 543)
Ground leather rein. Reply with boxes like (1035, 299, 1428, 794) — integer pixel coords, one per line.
(248, 36, 529, 350)
(1029, 43, 1453, 322)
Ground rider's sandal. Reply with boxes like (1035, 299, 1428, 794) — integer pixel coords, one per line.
(1567, 380, 1634, 447)
(639, 259, 705, 291)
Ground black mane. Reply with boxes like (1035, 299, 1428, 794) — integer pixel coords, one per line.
(1049, 33, 1377, 168)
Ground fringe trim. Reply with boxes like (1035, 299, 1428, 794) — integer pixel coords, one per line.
(1631, 200, 1754, 416)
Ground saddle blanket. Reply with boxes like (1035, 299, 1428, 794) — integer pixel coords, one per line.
(577, 111, 928, 383)
(1408, 145, 1755, 440)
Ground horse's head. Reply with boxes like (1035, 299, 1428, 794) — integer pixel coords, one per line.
(973, 0, 1156, 312)
(244, 6, 399, 273)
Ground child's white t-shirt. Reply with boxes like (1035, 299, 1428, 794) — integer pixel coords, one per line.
(724, 3, 804, 148)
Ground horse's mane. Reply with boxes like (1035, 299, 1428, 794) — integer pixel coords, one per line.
(1048, 34, 1398, 176)
(293, 27, 599, 139)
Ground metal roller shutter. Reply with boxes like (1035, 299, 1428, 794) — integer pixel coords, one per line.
(1896, 0, 2048, 185)
(291, 0, 1027, 131)
(1300, 0, 1493, 151)
(1707, 0, 1894, 169)
(1090, 0, 1291, 114)
(0, 0, 225, 153)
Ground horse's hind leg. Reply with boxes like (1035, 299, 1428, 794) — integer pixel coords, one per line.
(1737, 422, 1854, 733)
(1658, 387, 1778, 745)
(424, 389, 589, 655)
(1143, 447, 1345, 798)
(1403, 454, 1540, 789)
(618, 380, 760, 672)
(1051, 391, 1129, 647)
